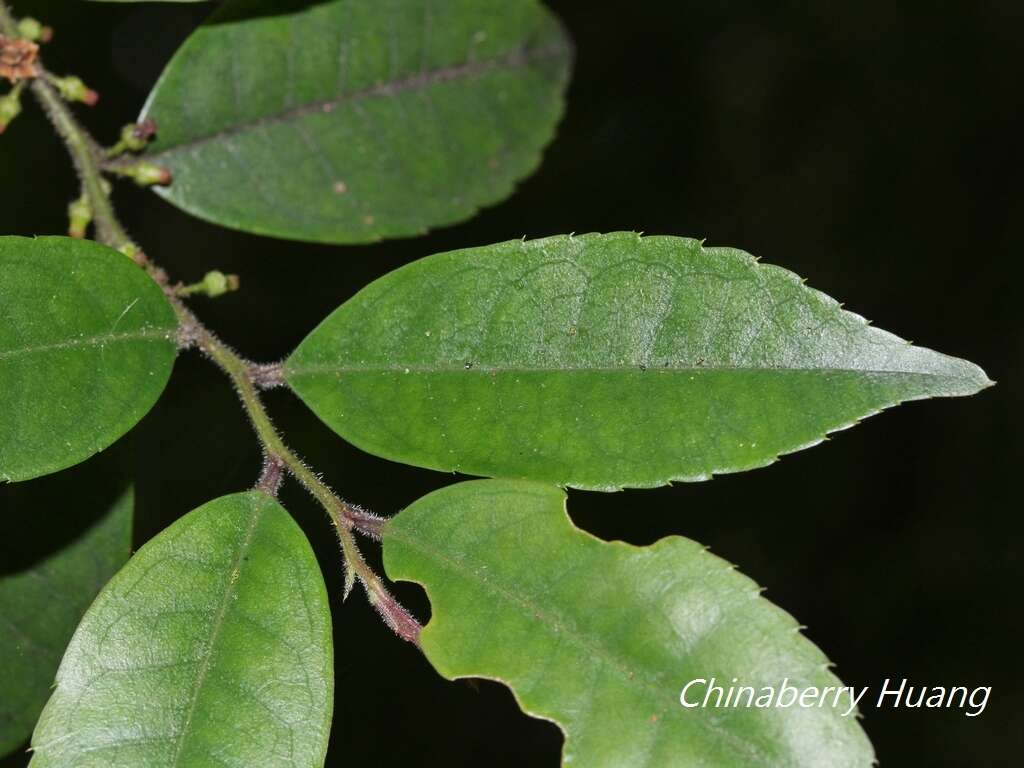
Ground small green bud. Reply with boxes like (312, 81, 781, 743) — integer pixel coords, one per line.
(203, 271, 229, 297)
(67, 196, 92, 239)
(107, 119, 158, 157)
(109, 160, 173, 187)
(119, 124, 141, 149)
(132, 161, 172, 187)
(51, 75, 98, 106)
(0, 87, 23, 134)
(17, 18, 53, 43)
(178, 270, 241, 299)
(201, 270, 240, 298)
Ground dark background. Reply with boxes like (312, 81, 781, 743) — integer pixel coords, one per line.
(2, 0, 1021, 765)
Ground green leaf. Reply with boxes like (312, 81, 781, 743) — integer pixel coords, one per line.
(29, 491, 334, 768)
(384, 479, 875, 767)
(286, 232, 991, 490)
(0, 236, 177, 483)
(139, 0, 572, 244)
(0, 452, 132, 758)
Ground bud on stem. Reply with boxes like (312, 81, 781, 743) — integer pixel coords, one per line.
(17, 18, 52, 44)
(48, 74, 98, 106)
(108, 160, 172, 187)
(106, 119, 157, 158)
(0, 80, 24, 133)
(178, 270, 241, 299)
(67, 195, 92, 238)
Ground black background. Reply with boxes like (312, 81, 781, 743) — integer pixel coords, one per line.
(1, 1, 1021, 765)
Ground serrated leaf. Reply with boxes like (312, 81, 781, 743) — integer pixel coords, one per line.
(285, 232, 991, 490)
(29, 491, 333, 768)
(140, 0, 572, 244)
(384, 479, 875, 767)
(0, 452, 132, 758)
(0, 236, 177, 483)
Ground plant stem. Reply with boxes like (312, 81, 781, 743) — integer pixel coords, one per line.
(1, 0, 419, 646)
(33, 76, 136, 248)
(0, 4, 17, 36)
(183, 308, 419, 644)
(2, 5, 133, 251)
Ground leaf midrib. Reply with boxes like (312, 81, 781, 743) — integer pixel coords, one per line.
(148, 41, 569, 159)
(0, 329, 174, 361)
(169, 498, 264, 768)
(286, 362, 967, 379)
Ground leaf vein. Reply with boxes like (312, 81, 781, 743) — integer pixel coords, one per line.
(149, 42, 568, 159)
(0, 329, 173, 361)
(168, 497, 265, 768)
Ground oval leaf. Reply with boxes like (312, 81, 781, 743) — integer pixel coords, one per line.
(140, 0, 572, 243)
(286, 232, 991, 490)
(0, 454, 132, 757)
(0, 236, 177, 482)
(29, 491, 334, 768)
(384, 480, 875, 767)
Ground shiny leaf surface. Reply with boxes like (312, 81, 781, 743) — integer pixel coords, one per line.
(384, 479, 875, 767)
(287, 233, 990, 490)
(30, 491, 334, 768)
(141, 0, 572, 243)
(0, 236, 177, 482)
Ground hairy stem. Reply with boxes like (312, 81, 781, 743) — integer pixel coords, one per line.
(30, 75, 135, 251)
(184, 308, 418, 644)
(0, 4, 17, 39)
(2, 3, 133, 252)
(1, 0, 419, 646)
